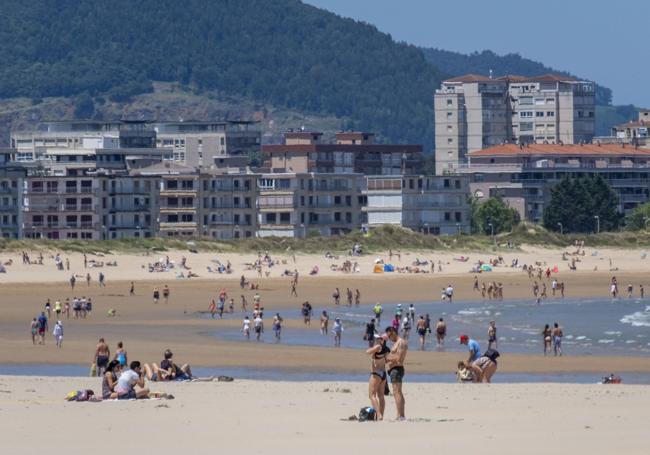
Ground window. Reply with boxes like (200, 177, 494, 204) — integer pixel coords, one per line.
(519, 97, 533, 105)
(447, 138, 453, 144)
(444, 179, 450, 188)
(454, 179, 461, 189)
(519, 111, 533, 118)
(577, 111, 584, 118)
(279, 213, 290, 223)
(535, 111, 544, 117)
(446, 99, 453, 106)
(446, 112, 453, 118)
(520, 122, 533, 132)
(547, 111, 555, 117)
(444, 212, 451, 221)
(455, 212, 462, 222)
(588, 111, 594, 118)
(447, 125, 453, 131)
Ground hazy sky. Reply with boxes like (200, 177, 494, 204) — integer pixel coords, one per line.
(305, 0, 647, 106)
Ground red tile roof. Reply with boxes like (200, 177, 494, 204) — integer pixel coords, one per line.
(262, 144, 422, 154)
(469, 143, 650, 157)
(444, 74, 493, 83)
(448, 73, 579, 84)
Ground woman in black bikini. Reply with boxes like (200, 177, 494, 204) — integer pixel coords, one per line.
(366, 334, 389, 420)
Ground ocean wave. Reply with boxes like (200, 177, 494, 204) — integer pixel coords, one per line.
(620, 307, 650, 327)
(598, 339, 615, 344)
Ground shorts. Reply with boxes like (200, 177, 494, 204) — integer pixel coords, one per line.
(388, 366, 405, 384)
(38, 328, 45, 335)
(488, 336, 497, 343)
(255, 327, 262, 333)
(96, 355, 109, 368)
(553, 337, 562, 347)
(417, 328, 426, 336)
(371, 371, 387, 381)
(117, 389, 137, 400)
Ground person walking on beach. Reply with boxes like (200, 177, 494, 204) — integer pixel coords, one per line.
(408, 304, 416, 323)
(86, 273, 91, 286)
(445, 284, 454, 303)
(241, 295, 248, 313)
(552, 322, 563, 356)
(333, 288, 340, 306)
(473, 276, 479, 292)
(254, 314, 264, 341)
(367, 334, 389, 421)
(209, 300, 217, 319)
(332, 317, 343, 347)
(242, 315, 251, 340)
(37, 312, 48, 345)
(320, 310, 329, 335)
(30, 318, 38, 345)
(627, 284, 633, 299)
(153, 287, 160, 304)
(542, 324, 552, 355)
(385, 326, 408, 421)
(163, 285, 170, 304)
(94, 338, 111, 377)
(53, 321, 63, 348)
(45, 299, 51, 320)
(355, 289, 361, 307)
(487, 321, 497, 350)
(70, 274, 76, 290)
(435, 318, 446, 346)
(129, 281, 135, 296)
(290, 281, 298, 298)
(98, 272, 105, 287)
(641, 284, 645, 299)
(301, 301, 312, 325)
(272, 313, 283, 342)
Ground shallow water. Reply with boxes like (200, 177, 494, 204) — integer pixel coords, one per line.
(201, 296, 650, 357)
(1, 363, 648, 384)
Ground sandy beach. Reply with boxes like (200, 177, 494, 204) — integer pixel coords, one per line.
(0, 375, 648, 455)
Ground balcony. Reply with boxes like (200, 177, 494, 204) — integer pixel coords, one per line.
(160, 206, 197, 213)
(0, 187, 16, 194)
(159, 221, 198, 230)
(0, 205, 18, 212)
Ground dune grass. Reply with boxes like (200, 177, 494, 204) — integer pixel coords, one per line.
(1, 224, 650, 255)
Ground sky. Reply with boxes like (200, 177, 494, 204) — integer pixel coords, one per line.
(305, 0, 647, 107)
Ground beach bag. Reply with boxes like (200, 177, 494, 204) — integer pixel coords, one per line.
(358, 406, 376, 422)
(483, 348, 500, 363)
(89, 363, 97, 377)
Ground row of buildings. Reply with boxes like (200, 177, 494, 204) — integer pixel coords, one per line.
(0, 121, 471, 240)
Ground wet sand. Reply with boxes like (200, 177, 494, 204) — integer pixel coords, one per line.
(2, 270, 650, 375)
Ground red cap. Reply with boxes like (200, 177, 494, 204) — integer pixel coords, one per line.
(459, 335, 469, 343)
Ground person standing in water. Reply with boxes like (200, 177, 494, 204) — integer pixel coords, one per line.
(542, 324, 552, 355)
(53, 321, 64, 348)
(552, 322, 563, 356)
(416, 316, 427, 351)
(242, 315, 251, 340)
(320, 310, 329, 335)
(272, 313, 283, 342)
(332, 317, 343, 347)
(435, 318, 446, 346)
(487, 321, 497, 350)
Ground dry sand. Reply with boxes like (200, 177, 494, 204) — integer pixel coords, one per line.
(0, 375, 647, 455)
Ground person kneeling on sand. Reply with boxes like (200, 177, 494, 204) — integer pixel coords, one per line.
(456, 361, 474, 383)
(116, 361, 149, 399)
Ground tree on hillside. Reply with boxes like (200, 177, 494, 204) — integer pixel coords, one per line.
(625, 202, 650, 230)
(543, 176, 620, 233)
(472, 197, 520, 235)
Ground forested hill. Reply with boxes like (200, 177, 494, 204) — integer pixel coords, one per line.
(422, 48, 612, 106)
(0, 0, 444, 147)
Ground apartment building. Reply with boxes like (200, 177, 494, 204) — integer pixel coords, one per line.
(199, 170, 257, 239)
(456, 143, 650, 222)
(435, 74, 596, 174)
(136, 162, 200, 237)
(598, 110, 650, 146)
(22, 174, 101, 239)
(154, 121, 260, 167)
(256, 172, 365, 237)
(364, 175, 471, 235)
(11, 120, 157, 162)
(263, 131, 422, 175)
(0, 149, 22, 238)
(99, 175, 159, 239)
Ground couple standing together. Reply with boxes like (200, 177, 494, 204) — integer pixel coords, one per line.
(366, 326, 408, 421)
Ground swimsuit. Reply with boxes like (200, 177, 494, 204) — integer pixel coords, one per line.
(97, 355, 109, 368)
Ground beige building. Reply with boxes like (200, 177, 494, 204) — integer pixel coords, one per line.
(154, 121, 260, 167)
(435, 74, 595, 174)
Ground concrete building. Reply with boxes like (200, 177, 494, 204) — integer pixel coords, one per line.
(456, 143, 650, 222)
(263, 131, 422, 175)
(597, 110, 650, 146)
(256, 172, 365, 237)
(364, 175, 471, 235)
(199, 170, 257, 239)
(0, 149, 23, 239)
(11, 120, 157, 162)
(154, 121, 260, 167)
(435, 74, 596, 174)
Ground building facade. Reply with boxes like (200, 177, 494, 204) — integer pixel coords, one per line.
(435, 74, 596, 175)
(456, 143, 650, 222)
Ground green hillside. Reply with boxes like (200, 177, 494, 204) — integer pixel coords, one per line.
(0, 0, 443, 147)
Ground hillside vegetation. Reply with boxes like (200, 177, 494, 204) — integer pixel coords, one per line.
(0, 0, 443, 147)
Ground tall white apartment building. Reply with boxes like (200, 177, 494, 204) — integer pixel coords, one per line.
(435, 74, 595, 174)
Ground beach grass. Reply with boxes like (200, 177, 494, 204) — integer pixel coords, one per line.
(2, 224, 650, 255)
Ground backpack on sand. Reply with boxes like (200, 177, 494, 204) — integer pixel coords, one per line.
(358, 406, 376, 422)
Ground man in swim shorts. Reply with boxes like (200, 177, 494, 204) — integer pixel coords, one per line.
(385, 326, 408, 420)
(94, 338, 111, 377)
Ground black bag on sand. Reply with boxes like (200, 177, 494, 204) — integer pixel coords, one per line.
(358, 407, 377, 422)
